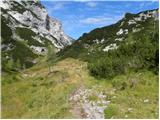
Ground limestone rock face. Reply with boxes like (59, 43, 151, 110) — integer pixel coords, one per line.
(1, 0, 73, 70)
(1, 0, 72, 50)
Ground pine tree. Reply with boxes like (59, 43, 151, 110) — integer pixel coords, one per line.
(46, 44, 56, 73)
(7, 57, 14, 70)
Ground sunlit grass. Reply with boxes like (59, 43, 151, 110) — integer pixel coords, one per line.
(1, 58, 159, 118)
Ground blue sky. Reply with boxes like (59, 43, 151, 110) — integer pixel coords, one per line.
(40, 0, 159, 39)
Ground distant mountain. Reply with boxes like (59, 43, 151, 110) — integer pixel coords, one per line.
(60, 9, 158, 58)
(1, 0, 72, 70)
(59, 9, 159, 78)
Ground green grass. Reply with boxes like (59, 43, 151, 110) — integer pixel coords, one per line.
(104, 104, 118, 119)
(1, 58, 88, 118)
(1, 58, 158, 119)
(2, 70, 75, 118)
(103, 70, 159, 119)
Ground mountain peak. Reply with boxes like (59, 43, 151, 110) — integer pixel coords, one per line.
(1, 0, 72, 70)
(1, 0, 72, 49)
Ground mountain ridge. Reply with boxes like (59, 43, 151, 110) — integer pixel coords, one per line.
(59, 8, 158, 59)
(1, 0, 73, 70)
(77, 8, 158, 40)
(59, 8, 158, 79)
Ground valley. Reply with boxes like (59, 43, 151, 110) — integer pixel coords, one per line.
(2, 58, 159, 118)
(1, 0, 159, 119)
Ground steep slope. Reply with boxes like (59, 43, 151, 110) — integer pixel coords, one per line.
(60, 9, 158, 59)
(1, 0, 72, 71)
(59, 9, 159, 78)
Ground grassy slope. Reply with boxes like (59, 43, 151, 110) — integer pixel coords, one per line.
(1, 58, 158, 118)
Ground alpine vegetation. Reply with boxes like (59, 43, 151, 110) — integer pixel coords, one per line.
(1, 0, 72, 71)
(1, 0, 159, 119)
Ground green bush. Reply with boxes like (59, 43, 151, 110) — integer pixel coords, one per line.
(88, 30, 158, 79)
(88, 55, 125, 79)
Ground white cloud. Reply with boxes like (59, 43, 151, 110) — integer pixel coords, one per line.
(80, 17, 109, 24)
(80, 16, 122, 25)
(85, 2, 97, 7)
(52, 2, 65, 10)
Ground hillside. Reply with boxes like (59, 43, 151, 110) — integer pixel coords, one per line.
(1, 0, 72, 71)
(59, 9, 158, 61)
(59, 9, 159, 78)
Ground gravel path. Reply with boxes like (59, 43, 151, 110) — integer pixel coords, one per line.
(69, 86, 110, 119)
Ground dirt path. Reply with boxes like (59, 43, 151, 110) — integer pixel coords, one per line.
(69, 86, 110, 119)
